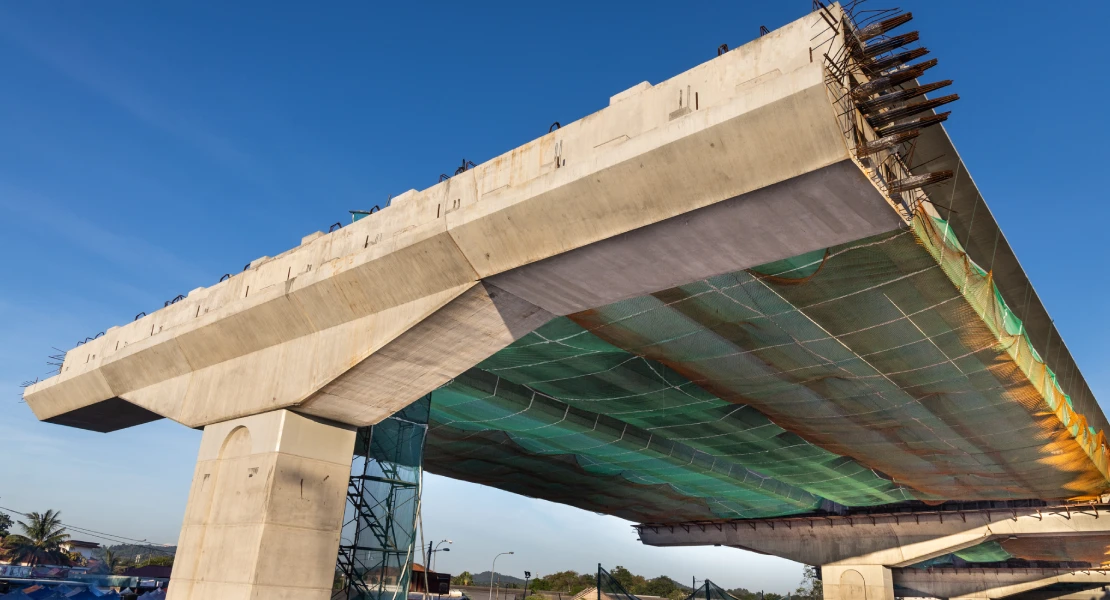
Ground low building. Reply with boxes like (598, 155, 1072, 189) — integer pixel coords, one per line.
(412, 563, 451, 595)
(60, 540, 100, 561)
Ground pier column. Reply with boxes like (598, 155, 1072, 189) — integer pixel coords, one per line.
(168, 409, 356, 600)
(822, 565, 895, 600)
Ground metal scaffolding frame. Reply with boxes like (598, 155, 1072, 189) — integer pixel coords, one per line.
(334, 396, 430, 600)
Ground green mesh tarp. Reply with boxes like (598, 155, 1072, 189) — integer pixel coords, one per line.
(422, 210, 1109, 523)
(684, 580, 741, 600)
(914, 541, 1013, 568)
(598, 565, 641, 600)
(335, 397, 428, 600)
(911, 534, 1110, 569)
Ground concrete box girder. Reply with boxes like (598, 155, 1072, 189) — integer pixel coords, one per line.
(16, 2, 1110, 595)
(24, 7, 876, 431)
(894, 569, 1110, 600)
(637, 506, 1110, 567)
(1006, 587, 1110, 600)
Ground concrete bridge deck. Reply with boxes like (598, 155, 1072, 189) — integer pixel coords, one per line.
(26, 6, 887, 433)
(21, 4, 1110, 600)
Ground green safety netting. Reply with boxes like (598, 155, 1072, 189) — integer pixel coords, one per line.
(684, 580, 741, 600)
(422, 209, 1110, 523)
(597, 565, 641, 600)
(914, 541, 1013, 568)
(335, 397, 428, 600)
(915, 535, 1110, 568)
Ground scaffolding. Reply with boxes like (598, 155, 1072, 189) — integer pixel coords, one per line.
(596, 565, 641, 600)
(683, 580, 741, 600)
(334, 396, 431, 600)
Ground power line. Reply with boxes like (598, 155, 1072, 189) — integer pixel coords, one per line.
(0, 505, 175, 555)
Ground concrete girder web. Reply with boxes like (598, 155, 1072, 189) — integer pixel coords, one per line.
(1006, 587, 1110, 600)
(637, 505, 1110, 567)
(894, 568, 1110, 600)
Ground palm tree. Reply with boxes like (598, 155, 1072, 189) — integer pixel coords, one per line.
(0, 509, 70, 567)
(99, 547, 126, 574)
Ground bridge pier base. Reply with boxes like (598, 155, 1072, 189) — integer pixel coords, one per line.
(822, 565, 894, 600)
(167, 409, 356, 600)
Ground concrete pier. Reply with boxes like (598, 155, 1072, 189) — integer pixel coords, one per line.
(168, 410, 354, 600)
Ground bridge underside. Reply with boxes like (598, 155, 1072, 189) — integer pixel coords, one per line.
(422, 210, 1109, 524)
(913, 535, 1110, 570)
(20, 5, 1110, 600)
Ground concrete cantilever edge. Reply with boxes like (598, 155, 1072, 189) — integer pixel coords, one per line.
(24, 7, 900, 431)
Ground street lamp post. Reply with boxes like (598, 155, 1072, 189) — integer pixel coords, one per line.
(432, 548, 450, 573)
(524, 571, 532, 598)
(489, 551, 514, 600)
(432, 540, 453, 571)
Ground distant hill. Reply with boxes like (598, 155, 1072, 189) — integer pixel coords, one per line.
(670, 579, 692, 592)
(465, 571, 690, 591)
(472, 571, 528, 586)
(96, 544, 177, 562)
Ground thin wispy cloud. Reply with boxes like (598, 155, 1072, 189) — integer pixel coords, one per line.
(0, 10, 283, 197)
(0, 180, 208, 287)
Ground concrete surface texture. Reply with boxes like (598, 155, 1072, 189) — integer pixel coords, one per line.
(827, 564, 1110, 600)
(822, 565, 894, 600)
(167, 410, 355, 600)
(637, 505, 1110, 567)
(20, 3, 1110, 600)
(23, 5, 874, 432)
(1006, 588, 1110, 600)
(895, 568, 1110, 599)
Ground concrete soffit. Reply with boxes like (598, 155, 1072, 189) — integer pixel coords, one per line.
(636, 504, 1110, 567)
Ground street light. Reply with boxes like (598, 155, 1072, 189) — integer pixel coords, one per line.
(489, 551, 514, 600)
(524, 571, 532, 598)
(433, 548, 451, 572)
(432, 540, 453, 571)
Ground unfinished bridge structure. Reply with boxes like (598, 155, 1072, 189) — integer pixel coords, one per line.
(23, 4, 1110, 600)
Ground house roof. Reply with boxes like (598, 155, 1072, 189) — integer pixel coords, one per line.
(122, 564, 173, 578)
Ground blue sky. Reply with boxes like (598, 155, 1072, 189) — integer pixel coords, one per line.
(1, 0, 1108, 593)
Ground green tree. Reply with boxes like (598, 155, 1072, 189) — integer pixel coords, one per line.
(453, 571, 474, 586)
(0, 512, 13, 538)
(529, 570, 594, 594)
(726, 588, 760, 600)
(97, 548, 128, 574)
(139, 554, 175, 567)
(793, 566, 821, 600)
(643, 575, 683, 598)
(610, 566, 643, 591)
(0, 510, 70, 567)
